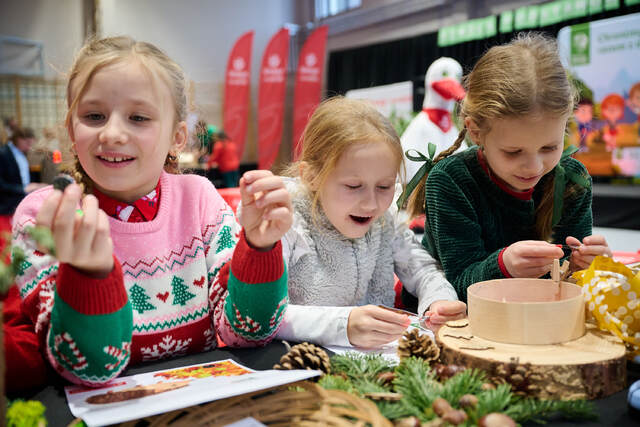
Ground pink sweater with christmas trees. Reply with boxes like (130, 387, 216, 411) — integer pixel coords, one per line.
(12, 171, 288, 386)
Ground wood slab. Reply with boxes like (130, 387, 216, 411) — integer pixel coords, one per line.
(437, 320, 626, 400)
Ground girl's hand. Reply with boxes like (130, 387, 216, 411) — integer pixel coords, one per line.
(35, 184, 114, 277)
(347, 305, 410, 348)
(237, 170, 293, 250)
(502, 240, 564, 278)
(567, 235, 612, 271)
(423, 300, 467, 332)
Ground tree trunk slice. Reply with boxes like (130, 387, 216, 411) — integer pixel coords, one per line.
(437, 320, 626, 400)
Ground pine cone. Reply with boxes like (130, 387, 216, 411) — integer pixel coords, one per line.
(397, 329, 440, 364)
(490, 364, 542, 397)
(273, 342, 331, 374)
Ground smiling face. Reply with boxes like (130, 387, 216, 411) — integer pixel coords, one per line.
(69, 59, 186, 203)
(315, 141, 398, 239)
(467, 114, 566, 192)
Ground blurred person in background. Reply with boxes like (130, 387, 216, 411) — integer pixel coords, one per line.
(207, 131, 240, 188)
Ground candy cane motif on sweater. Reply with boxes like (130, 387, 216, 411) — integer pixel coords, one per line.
(103, 342, 131, 371)
(53, 332, 88, 371)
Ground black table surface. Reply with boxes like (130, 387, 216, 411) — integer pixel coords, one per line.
(10, 342, 640, 426)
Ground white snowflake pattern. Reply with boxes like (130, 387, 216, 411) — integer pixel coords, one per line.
(140, 335, 192, 361)
(203, 328, 217, 351)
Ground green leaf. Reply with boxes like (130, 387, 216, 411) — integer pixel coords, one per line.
(428, 142, 436, 159)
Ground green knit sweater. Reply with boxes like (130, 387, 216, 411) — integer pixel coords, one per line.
(423, 146, 593, 302)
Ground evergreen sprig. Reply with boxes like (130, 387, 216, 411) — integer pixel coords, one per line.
(316, 352, 599, 425)
(330, 352, 393, 383)
(0, 226, 55, 296)
(505, 397, 598, 424)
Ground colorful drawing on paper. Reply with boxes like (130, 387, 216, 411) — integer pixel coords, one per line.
(153, 360, 252, 380)
(85, 380, 191, 404)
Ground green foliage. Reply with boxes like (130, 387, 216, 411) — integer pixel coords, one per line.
(0, 226, 55, 296)
(388, 110, 418, 137)
(330, 352, 393, 383)
(6, 399, 47, 427)
(317, 374, 357, 393)
(318, 353, 598, 424)
(505, 398, 598, 424)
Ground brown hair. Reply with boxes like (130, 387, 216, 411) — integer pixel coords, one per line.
(64, 36, 188, 192)
(285, 96, 404, 223)
(12, 127, 35, 141)
(630, 82, 640, 98)
(407, 33, 577, 240)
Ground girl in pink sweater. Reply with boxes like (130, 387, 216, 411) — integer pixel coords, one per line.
(12, 36, 292, 386)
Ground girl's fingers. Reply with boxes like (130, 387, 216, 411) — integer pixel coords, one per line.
(255, 187, 291, 209)
(241, 169, 273, 185)
(261, 206, 291, 223)
(35, 189, 63, 228)
(73, 195, 99, 256)
(433, 301, 466, 316)
(371, 307, 411, 327)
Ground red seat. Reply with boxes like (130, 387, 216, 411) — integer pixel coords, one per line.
(217, 187, 241, 213)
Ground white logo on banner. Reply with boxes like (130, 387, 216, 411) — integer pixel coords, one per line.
(305, 53, 317, 67)
(233, 57, 245, 71)
(268, 54, 281, 68)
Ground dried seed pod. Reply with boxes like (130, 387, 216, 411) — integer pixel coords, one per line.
(481, 382, 496, 391)
(478, 413, 517, 427)
(432, 397, 454, 417)
(377, 371, 395, 385)
(433, 363, 466, 381)
(458, 394, 478, 409)
(441, 409, 468, 425)
(393, 416, 421, 427)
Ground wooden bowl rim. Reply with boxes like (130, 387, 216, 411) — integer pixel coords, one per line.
(468, 278, 583, 305)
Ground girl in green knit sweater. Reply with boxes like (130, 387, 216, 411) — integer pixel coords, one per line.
(404, 33, 612, 301)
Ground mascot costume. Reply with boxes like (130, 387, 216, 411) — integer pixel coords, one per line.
(401, 57, 465, 181)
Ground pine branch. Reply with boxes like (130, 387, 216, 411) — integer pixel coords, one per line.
(476, 384, 513, 414)
(505, 398, 598, 424)
(317, 374, 357, 394)
(330, 352, 393, 383)
(393, 357, 442, 420)
(439, 368, 486, 403)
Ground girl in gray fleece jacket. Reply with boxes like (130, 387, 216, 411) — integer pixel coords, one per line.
(276, 97, 465, 348)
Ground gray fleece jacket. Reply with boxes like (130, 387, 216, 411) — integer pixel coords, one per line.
(276, 178, 458, 346)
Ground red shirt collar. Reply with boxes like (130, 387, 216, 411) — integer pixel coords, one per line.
(477, 149, 533, 201)
(422, 108, 453, 133)
(94, 181, 161, 222)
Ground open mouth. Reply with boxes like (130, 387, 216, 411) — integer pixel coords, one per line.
(97, 155, 135, 165)
(350, 215, 373, 225)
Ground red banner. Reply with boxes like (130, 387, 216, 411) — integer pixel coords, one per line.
(257, 28, 290, 170)
(292, 26, 328, 160)
(223, 31, 253, 159)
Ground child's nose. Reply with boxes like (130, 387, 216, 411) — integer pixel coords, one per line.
(360, 188, 377, 210)
(99, 114, 128, 144)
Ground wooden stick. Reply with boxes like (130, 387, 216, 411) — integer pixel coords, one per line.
(552, 258, 560, 284)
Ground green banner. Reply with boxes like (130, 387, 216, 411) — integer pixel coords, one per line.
(624, 0, 640, 6)
(500, 10, 514, 33)
(483, 16, 497, 38)
(570, 23, 591, 66)
(540, 1, 564, 26)
(589, 0, 603, 14)
(571, 0, 589, 18)
(515, 5, 540, 30)
(604, 0, 620, 10)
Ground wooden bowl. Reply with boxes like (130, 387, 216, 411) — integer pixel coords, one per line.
(467, 278, 586, 345)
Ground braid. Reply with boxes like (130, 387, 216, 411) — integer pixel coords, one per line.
(406, 128, 467, 219)
(71, 157, 93, 195)
(434, 128, 466, 164)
